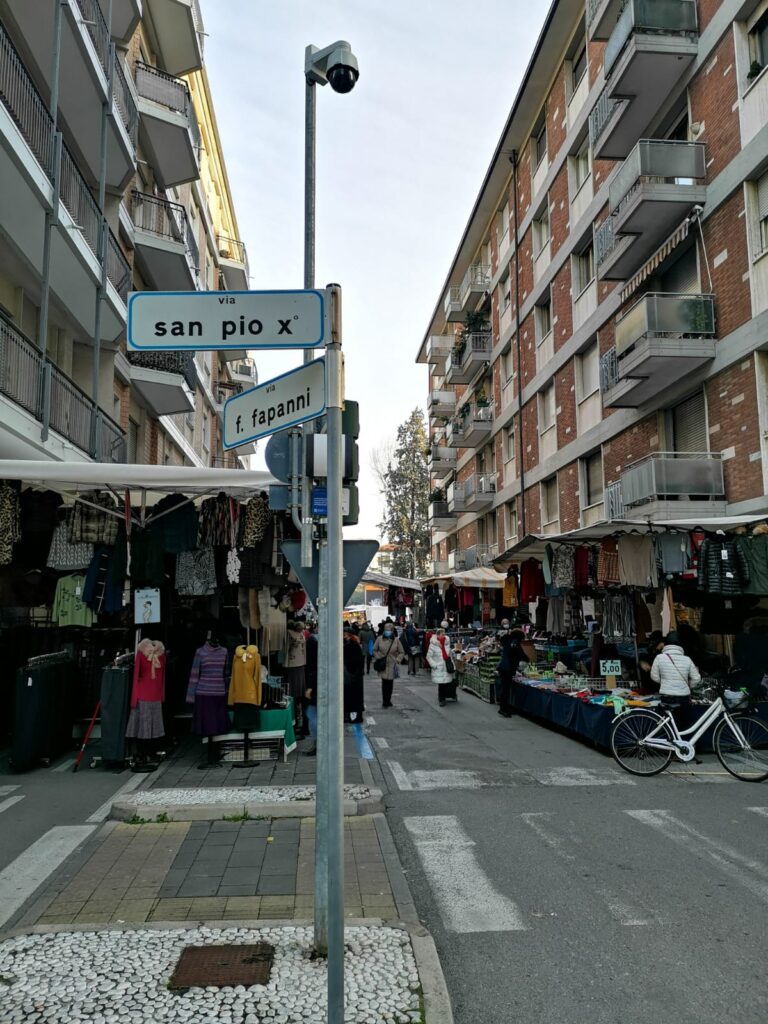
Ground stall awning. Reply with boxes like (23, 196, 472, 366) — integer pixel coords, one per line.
(362, 569, 422, 592)
(451, 566, 507, 590)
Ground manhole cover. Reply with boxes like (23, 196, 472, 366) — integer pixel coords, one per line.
(169, 943, 274, 990)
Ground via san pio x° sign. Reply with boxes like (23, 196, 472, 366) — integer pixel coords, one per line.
(127, 289, 327, 351)
(223, 359, 326, 451)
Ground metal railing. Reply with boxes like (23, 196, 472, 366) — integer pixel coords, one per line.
(429, 500, 453, 521)
(134, 61, 200, 151)
(185, 217, 199, 275)
(217, 235, 247, 264)
(615, 292, 715, 355)
(595, 216, 618, 267)
(59, 143, 101, 257)
(131, 189, 191, 248)
(444, 287, 461, 316)
(621, 451, 724, 506)
(605, 479, 626, 519)
(106, 231, 131, 302)
(604, 0, 698, 79)
(0, 23, 54, 175)
(0, 316, 126, 461)
(609, 139, 706, 215)
(460, 263, 491, 301)
(600, 347, 620, 391)
(112, 57, 138, 145)
(589, 87, 621, 145)
(191, 0, 205, 51)
(459, 405, 494, 437)
(128, 350, 197, 393)
(73, 0, 110, 80)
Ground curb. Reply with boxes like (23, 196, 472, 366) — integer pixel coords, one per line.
(111, 788, 385, 821)
(3, 918, 452, 1023)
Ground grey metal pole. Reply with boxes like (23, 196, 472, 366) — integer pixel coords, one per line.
(301, 75, 316, 569)
(324, 283, 345, 1023)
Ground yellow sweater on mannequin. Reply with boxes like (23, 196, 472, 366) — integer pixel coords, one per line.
(228, 644, 262, 706)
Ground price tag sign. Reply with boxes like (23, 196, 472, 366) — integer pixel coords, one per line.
(600, 659, 621, 677)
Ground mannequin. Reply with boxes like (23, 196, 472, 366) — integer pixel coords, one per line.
(125, 638, 166, 772)
(229, 641, 262, 731)
(187, 631, 230, 767)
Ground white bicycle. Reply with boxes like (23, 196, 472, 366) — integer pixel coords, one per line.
(610, 691, 768, 782)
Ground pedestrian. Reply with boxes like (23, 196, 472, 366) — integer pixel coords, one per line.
(283, 620, 307, 734)
(650, 631, 702, 709)
(372, 621, 405, 708)
(343, 622, 365, 722)
(359, 619, 376, 674)
(403, 619, 421, 676)
(426, 622, 455, 707)
(303, 623, 318, 754)
(497, 623, 529, 718)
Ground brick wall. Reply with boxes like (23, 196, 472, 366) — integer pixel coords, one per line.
(521, 398, 539, 474)
(522, 485, 541, 534)
(518, 225, 534, 306)
(690, 31, 741, 182)
(546, 65, 568, 160)
(705, 361, 764, 502)
(516, 150, 532, 224)
(559, 460, 582, 531)
(550, 165, 570, 258)
(603, 415, 660, 485)
(552, 262, 574, 353)
(555, 360, 577, 451)
(458, 521, 479, 549)
(704, 193, 752, 339)
(698, 0, 724, 34)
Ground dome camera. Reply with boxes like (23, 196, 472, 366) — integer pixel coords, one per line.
(327, 62, 359, 93)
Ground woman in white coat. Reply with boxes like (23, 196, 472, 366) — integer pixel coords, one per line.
(426, 622, 455, 707)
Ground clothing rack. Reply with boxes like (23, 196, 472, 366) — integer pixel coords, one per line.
(26, 650, 69, 667)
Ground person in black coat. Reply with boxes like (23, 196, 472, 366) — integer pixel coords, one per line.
(343, 623, 365, 723)
(497, 625, 529, 718)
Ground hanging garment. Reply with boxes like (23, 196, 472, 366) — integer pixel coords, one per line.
(175, 548, 217, 596)
(425, 591, 445, 625)
(699, 538, 750, 595)
(602, 593, 634, 639)
(520, 558, 546, 603)
(14, 490, 60, 570)
(266, 605, 287, 653)
(597, 539, 620, 586)
(129, 530, 166, 586)
(657, 533, 692, 575)
(618, 535, 658, 588)
(68, 492, 119, 545)
(563, 594, 584, 635)
(551, 546, 576, 588)
(186, 642, 229, 701)
(46, 516, 94, 571)
(546, 596, 565, 634)
(444, 585, 459, 613)
(147, 493, 199, 553)
(229, 644, 262, 705)
(52, 575, 94, 627)
(198, 493, 230, 547)
(736, 534, 768, 596)
(574, 547, 590, 588)
(239, 494, 272, 547)
(503, 572, 519, 608)
(83, 546, 124, 614)
(0, 481, 21, 565)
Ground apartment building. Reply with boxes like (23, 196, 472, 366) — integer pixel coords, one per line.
(0, 0, 254, 470)
(418, 0, 768, 574)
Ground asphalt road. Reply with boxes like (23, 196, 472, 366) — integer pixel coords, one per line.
(365, 669, 768, 1024)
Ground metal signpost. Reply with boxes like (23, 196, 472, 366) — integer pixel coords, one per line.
(221, 359, 326, 450)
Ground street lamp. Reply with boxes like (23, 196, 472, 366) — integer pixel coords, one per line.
(302, 39, 359, 1024)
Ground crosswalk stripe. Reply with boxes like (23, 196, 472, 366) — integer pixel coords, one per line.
(626, 809, 768, 905)
(0, 796, 24, 815)
(385, 760, 491, 791)
(385, 760, 413, 791)
(372, 737, 389, 750)
(530, 766, 636, 787)
(405, 815, 527, 933)
(0, 786, 20, 798)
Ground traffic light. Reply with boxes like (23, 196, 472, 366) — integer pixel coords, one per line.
(305, 400, 360, 524)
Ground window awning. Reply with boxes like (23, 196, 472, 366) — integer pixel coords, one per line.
(619, 219, 690, 305)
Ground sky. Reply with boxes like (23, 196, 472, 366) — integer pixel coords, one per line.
(201, 0, 549, 540)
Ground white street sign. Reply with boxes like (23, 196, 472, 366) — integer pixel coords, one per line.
(127, 289, 328, 351)
(223, 358, 326, 450)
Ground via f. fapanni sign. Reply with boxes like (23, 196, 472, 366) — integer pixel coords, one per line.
(223, 359, 326, 450)
(127, 289, 327, 351)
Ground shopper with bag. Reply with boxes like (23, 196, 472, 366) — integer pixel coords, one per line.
(360, 620, 376, 674)
(403, 620, 421, 676)
(427, 621, 456, 707)
(372, 620, 405, 708)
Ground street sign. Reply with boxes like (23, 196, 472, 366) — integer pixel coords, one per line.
(127, 289, 328, 351)
(281, 540, 379, 607)
(264, 429, 294, 484)
(222, 359, 326, 450)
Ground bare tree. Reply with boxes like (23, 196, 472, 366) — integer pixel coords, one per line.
(370, 437, 395, 493)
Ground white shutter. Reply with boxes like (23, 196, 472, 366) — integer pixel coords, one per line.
(758, 172, 768, 221)
(672, 391, 707, 453)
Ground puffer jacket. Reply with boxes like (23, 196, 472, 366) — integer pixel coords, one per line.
(650, 645, 702, 696)
(699, 538, 750, 595)
(426, 634, 453, 685)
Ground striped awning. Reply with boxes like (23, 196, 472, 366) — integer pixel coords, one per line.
(619, 219, 691, 304)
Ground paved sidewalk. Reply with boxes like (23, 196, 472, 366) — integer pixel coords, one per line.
(12, 815, 401, 931)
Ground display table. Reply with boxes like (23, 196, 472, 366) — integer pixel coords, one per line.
(206, 702, 297, 761)
(508, 680, 768, 752)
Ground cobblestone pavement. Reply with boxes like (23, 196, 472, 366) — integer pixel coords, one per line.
(17, 816, 399, 929)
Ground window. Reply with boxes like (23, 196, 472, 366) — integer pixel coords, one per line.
(503, 425, 516, 462)
(536, 295, 552, 343)
(505, 500, 518, 541)
(572, 42, 587, 91)
(582, 451, 604, 508)
(533, 204, 550, 255)
(574, 241, 595, 294)
(496, 204, 510, 249)
(501, 347, 515, 384)
(534, 122, 547, 167)
(127, 419, 139, 464)
(541, 476, 559, 526)
(576, 342, 599, 401)
(756, 171, 768, 256)
(671, 391, 707, 452)
(539, 382, 556, 432)
(499, 274, 511, 312)
(749, 9, 768, 71)
(572, 140, 591, 194)
(202, 412, 210, 453)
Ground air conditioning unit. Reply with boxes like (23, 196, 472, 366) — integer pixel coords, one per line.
(478, 476, 496, 494)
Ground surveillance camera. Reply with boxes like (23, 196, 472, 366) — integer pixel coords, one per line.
(326, 45, 359, 93)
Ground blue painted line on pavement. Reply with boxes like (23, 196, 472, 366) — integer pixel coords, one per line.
(353, 723, 375, 760)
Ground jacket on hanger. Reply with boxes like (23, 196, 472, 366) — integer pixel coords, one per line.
(699, 537, 750, 595)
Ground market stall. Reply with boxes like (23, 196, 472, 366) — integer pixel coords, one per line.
(0, 460, 307, 772)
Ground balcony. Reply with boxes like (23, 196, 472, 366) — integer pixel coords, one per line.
(446, 481, 470, 515)
(127, 350, 196, 416)
(445, 333, 492, 385)
(620, 452, 726, 518)
(609, 293, 716, 407)
(443, 287, 462, 322)
(429, 389, 456, 416)
(587, 0, 624, 40)
(230, 359, 258, 388)
(457, 405, 493, 449)
(605, 479, 626, 520)
(0, 317, 126, 462)
(217, 235, 249, 292)
(111, 0, 142, 44)
(4, 0, 136, 188)
(426, 334, 453, 368)
(459, 263, 491, 310)
(143, 0, 204, 77)
(463, 473, 496, 511)
(427, 559, 450, 577)
(447, 550, 468, 572)
(428, 500, 456, 531)
(429, 445, 457, 473)
(596, 141, 706, 281)
(590, 0, 699, 159)
(130, 191, 198, 290)
(135, 61, 200, 188)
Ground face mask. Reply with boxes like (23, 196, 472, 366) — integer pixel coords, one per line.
(383, 631, 392, 638)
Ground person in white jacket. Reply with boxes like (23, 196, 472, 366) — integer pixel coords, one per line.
(650, 632, 701, 704)
(426, 623, 454, 707)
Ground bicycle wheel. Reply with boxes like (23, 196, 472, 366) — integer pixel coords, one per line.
(610, 710, 674, 776)
(714, 715, 768, 782)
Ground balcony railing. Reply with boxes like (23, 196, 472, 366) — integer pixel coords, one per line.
(217, 235, 247, 264)
(0, 23, 130, 299)
(460, 263, 491, 304)
(589, 87, 621, 146)
(127, 350, 197, 393)
(621, 451, 724, 506)
(428, 500, 453, 523)
(604, 479, 626, 520)
(232, 359, 257, 381)
(0, 317, 126, 461)
(135, 61, 200, 151)
(609, 139, 706, 215)
(459, 404, 493, 438)
(131, 190, 198, 272)
(599, 347, 620, 392)
(595, 216, 618, 268)
(73, 0, 138, 141)
(113, 57, 138, 145)
(615, 292, 715, 355)
(604, 0, 698, 80)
